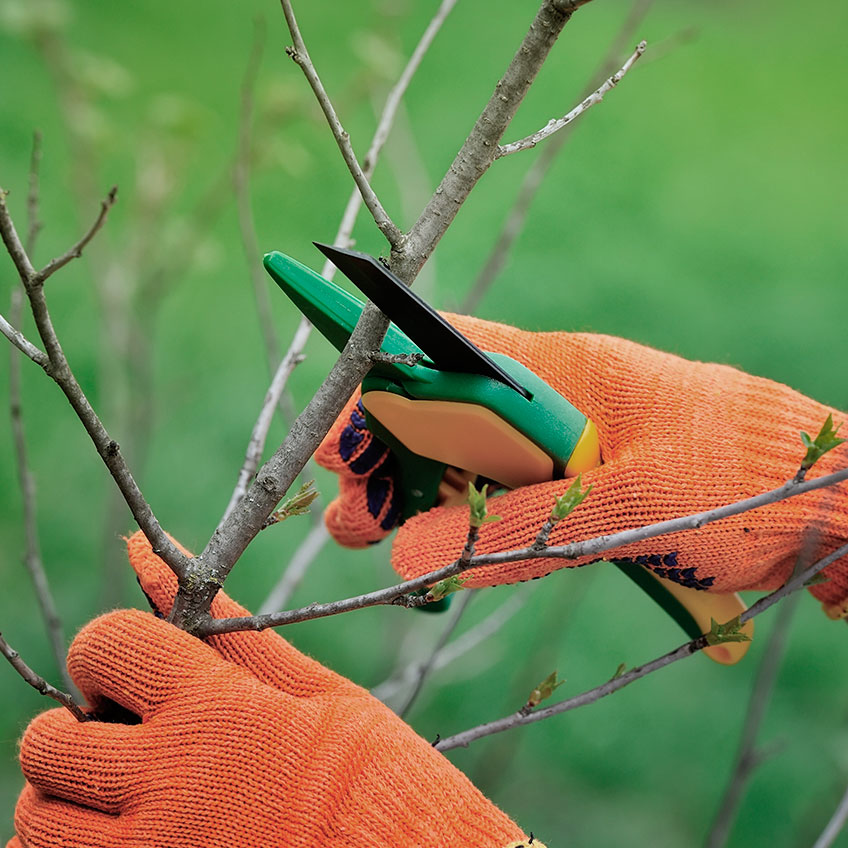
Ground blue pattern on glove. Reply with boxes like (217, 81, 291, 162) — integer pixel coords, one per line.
(338, 399, 403, 528)
(616, 552, 716, 590)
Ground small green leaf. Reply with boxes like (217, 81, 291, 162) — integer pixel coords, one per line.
(266, 480, 319, 527)
(805, 572, 832, 587)
(467, 482, 502, 529)
(705, 616, 752, 647)
(425, 576, 468, 603)
(526, 670, 565, 708)
(611, 663, 628, 681)
(800, 414, 846, 471)
(550, 475, 593, 522)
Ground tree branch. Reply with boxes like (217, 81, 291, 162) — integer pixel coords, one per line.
(812, 783, 848, 848)
(0, 188, 191, 580)
(8, 132, 74, 693)
(32, 186, 118, 285)
(462, 0, 654, 311)
(0, 312, 47, 367)
(0, 631, 89, 723)
(704, 587, 801, 848)
(469, 465, 848, 569)
(433, 539, 848, 751)
(171, 0, 644, 633)
(397, 590, 475, 718)
(200, 464, 848, 637)
(258, 520, 331, 614)
(278, 0, 403, 247)
(390, 0, 597, 283)
(496, 40, 646, 158)
(235, 17, 282, 371)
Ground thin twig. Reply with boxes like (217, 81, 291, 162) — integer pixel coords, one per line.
(467, 466, 848, 569)
(257, 520, 331, 614)
(394, 0, 597, 284)
(812, 783, 848, 848)
(0, 632, 89, 722)
(278, 0, 402, 247)
(372, 589, 529, 703)
(32, 187, 118, 284)
(235, 17, 282, 370)
(0, 313, 47, 367)
(462, 0, 653, 312)
(704, 589, 801, 848)
(25, 132, 44, 251)
(496, 41, 647, 158)
(0, 188, 191, 580)
(397, 590, 475, 718)
(433, 539, 848, 751)
(201, 465, 848, 637)
(8, 133, 74, 692)
(218, 322, 310, 530)
(362, 0, 459, 175)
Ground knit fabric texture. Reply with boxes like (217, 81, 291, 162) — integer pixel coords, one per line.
(316, 314, 848, 616)
(315, 394, 401, 548)
(11, 533, 530, 848)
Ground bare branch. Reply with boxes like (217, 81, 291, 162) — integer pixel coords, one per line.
(393, 0, 597, 283)
(397, 590, 475, 718)
(257, 520, 331, 614)
(278, 0, 402, 247)
(496, 40, 647, 158)
(8, 133, 74, 692)
(200, 550, 452, 636)
(369, 351, 425, 366)
(463, 0, 653, 312)
(0, 312, 48, 367)
(235, 17, 282, 369)
(26, 131, 44, 252)
(32, 186, 118, 285)
(0, 189, 37, 278)
(468, 466, 848, 570)
(174, 0, 631, 632)
(812, 784, 848, 848)
(218, 321, 310, 530)
(372, 588, 529, 703)
(362, 0, 459, 175)
(704, 588, 801, 848)
(433, 539, 848, 751)
(0, 189, 191, 581)
(201, 464, 848, 637)
(0, 631, 89, 722)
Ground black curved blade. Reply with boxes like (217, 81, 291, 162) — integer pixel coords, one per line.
(314, 242, 530, 399)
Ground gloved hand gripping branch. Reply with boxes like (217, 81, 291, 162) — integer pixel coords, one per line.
(9, 533, 543, 848)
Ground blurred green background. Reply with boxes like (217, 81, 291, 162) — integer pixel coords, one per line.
(1, 0, 847, 844)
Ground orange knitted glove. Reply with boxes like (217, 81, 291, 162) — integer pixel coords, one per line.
(316, 314, 848, 617)
(315, 391, 402, 547)
(10, 532, 540, 848)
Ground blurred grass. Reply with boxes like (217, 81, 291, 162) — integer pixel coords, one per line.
(1, 0, 847, 844)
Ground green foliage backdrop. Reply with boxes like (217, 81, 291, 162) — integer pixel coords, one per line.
(1, 0, 847, 843)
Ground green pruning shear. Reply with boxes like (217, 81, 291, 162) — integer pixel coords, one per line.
(264, 244, 753, 665)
